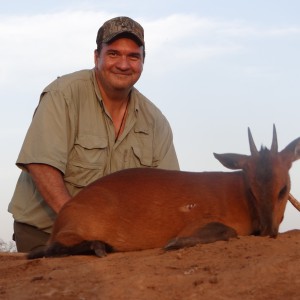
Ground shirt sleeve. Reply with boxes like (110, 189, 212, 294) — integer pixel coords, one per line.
(16, 89, 71, 174)
(153, 114, 180, 170)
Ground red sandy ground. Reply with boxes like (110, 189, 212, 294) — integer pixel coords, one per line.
(0, 230, 300, 300)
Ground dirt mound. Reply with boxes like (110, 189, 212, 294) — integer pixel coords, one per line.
(1, 230, 300, 300)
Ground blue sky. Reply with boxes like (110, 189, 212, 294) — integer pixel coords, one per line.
(1, 0, 300, 241)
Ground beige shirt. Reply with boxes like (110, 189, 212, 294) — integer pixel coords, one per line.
(9, 69, 179, 233)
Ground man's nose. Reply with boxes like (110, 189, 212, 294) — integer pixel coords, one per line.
(116, 56, 131, 69)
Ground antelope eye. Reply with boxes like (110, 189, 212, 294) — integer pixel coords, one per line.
(278, 185, 288, 200)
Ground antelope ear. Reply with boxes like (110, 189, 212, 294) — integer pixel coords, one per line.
(213, 153, 249, 170)
(281, 137, 300, 162)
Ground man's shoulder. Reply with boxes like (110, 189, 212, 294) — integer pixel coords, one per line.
(43, 69, 93, 92)
(58, 69, 93, 82)
(131, 88, 170, 130)
(132, 88, 163, 116)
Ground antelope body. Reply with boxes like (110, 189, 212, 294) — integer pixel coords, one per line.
(28, 126, 300, 258)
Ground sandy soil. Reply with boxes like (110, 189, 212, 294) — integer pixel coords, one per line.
(0, 230, 300, 300)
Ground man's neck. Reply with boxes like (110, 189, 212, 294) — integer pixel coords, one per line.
(95, 72, 131, 116)
(96, 79, 130, 139)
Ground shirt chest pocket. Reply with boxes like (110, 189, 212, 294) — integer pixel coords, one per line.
(126, 132, 158, 168)
(72, 135, 108, 167)
(130, 146, 154, 167)
(64, 135, 108, 188)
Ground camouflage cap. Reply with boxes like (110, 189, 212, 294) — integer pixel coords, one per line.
(96, 16, 145, 47)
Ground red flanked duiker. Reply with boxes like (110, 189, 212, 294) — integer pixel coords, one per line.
(28, 125, 300, 259)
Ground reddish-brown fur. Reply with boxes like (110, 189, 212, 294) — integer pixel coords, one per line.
(28, 126, 300, 258)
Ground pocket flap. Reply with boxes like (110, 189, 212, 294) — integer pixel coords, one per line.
(75, 135, 108, 150)
(132, 146, 153, 166)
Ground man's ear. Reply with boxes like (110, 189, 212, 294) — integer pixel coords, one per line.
(94, 49, 100, 65)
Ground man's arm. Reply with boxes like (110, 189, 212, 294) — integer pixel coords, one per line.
(26, 163, 72, 213)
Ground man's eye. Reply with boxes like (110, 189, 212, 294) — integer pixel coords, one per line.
(129, 54, 141, 61)
(107, 51, 118, 57)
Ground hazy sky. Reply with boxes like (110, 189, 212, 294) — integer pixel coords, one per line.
(1, 0, 300, 242)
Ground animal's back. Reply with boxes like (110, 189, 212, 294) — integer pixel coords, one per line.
(52, 168, 252, 251)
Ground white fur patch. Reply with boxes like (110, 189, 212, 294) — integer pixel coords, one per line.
(179, 203, 197, 212)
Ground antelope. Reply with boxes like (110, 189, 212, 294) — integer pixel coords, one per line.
(28, 126, 300, 259)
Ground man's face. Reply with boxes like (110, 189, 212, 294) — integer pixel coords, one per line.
(94, 38, 144, 94)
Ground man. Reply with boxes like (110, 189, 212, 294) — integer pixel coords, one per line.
(8, 16, 179, 252)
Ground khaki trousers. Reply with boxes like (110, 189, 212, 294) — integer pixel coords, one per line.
(13, 221, 50, 253)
